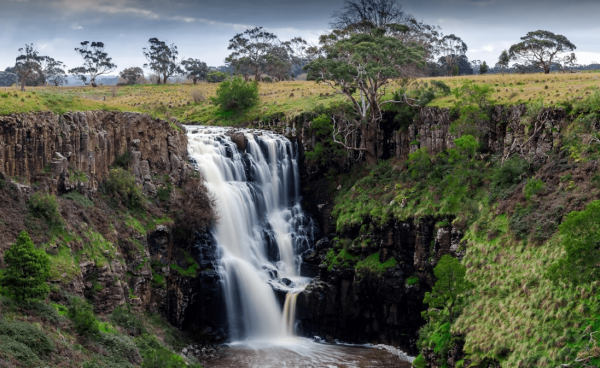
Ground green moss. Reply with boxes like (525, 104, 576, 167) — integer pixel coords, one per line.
(355, 252, 398, 275)
(325, 248, 360, 271)
(406, 276, 420, 285)
(151, 274, 166, 288)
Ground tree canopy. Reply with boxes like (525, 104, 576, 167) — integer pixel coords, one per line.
(120, 67, 144, 85)
(143, 38, 183, 85)
(423, 255, 469, 323)
(15, 44, 45, 91)
(181, 58, 209, 84)
(0, 231, 50, 301)
(508, 30, 576, 74)
(304, 30, 424, 164)
(548, 200, 600, 285)
(69, 41, 117, 87)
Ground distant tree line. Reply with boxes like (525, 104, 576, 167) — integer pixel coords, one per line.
(1, 0, 595, 90)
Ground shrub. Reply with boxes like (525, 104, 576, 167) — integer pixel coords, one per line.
(0, 232, 50, 301)
(0, 334, 41, 364)
(104, 168, 145, 210)
(100, 333, 141, 365)
(489, 157, 529, 202)
(114, 151, 133, 169)
(68, 297, 99, 337)
(62, 191, 94, 208)
(111, 307, 146, 336)
(548, 200, 600, 284)
(173, 177, 216, 232)
(136, 334, 199, 368)
(28, 192, 63, 229)
(523, 178, 545, 200)
(0, 319, 54, 356)
(211, 76, 259, 112)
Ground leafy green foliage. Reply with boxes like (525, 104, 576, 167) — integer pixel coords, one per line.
(523, 178, 545, 200)
(0, 319, 54, 356)
(451, 80, 494, 137)
(111, 306, 146, 336)
(423, 255, 469, 324)
(114, 151, 133, 168)
(211, 76, 259, 112)
(489, 157, 529, 202)
(104, 168, 145, 210)
(136, 334, 201, 368)
(68, 297, 99, 337)
(62, 191, 95, 208)
(28, 192, 63, 229)
(0, 231, 50, 301)
(548, 200, 600, 284)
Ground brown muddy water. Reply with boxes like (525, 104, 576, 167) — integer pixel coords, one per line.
(202, 337, 413, 368)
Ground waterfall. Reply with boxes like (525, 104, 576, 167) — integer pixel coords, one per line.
(187, 127, 313, 342)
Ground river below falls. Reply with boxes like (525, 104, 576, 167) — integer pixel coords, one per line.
(202, 338, 412, 368)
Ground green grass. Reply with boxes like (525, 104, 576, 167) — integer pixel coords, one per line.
(355, 252, 398, 275)
(406, 276, 420, 285)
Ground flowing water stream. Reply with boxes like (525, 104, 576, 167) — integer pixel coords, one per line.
(187, 127, 410, 367)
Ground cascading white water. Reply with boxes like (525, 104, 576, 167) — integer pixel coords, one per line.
(187, 127, 313, 341)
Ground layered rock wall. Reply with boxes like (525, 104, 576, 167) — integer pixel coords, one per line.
(0, 111, 188, 195)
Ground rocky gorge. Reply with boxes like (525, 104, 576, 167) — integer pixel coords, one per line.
(0, 102, 588, 367)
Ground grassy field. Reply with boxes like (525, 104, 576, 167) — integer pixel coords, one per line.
(2, 71, 599, 125)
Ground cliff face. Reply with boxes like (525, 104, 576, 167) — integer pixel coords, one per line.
(294, 105, 569, 353)
(0, 111, 224, 341)
(0, 111, 187, 197)
(296, 219, 463, 355)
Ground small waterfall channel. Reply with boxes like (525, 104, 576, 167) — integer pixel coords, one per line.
(187, 127, 313, 342)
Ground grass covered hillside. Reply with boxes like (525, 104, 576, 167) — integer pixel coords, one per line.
(2, 70, 598, 127)
(312, 88, 600, 367)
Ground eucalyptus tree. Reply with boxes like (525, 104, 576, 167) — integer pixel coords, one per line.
(226, 27, 280, 81)
(304, 30, 424, 164)
(143, 38, 183, 84)
(438, 34, 468, 76)
(181, 58, 209, 84)
(15, 44, 44, 91)
(509, 30, 576, 74)
(42, 57, 67, 86)
(119, 67, 144, 85)
(497, 50, 510, 76)
(69, 41, 117, 87)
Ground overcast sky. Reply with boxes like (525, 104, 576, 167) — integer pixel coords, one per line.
(1, 0, 599, 73)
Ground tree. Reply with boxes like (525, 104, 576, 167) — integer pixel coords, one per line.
(0, 71, 18, 87)
(207, 70, 227, 83)
(438, 34, 468, 76)
(479, 61, 489, 75)
(14, 44, 44, 91)
(304, 31, 424, 165)
(210, 76, 259, 112)
(69, 41, 117, 87)
(548, 200, 600, 285)
(423, 255, 469, 323)
(68, 297, 99, 336)
(508, 30, 576, 74)
(331, 0, 412, 34)
(226, 27, 279, 81)
(0, 231, 50, 301)
(497, 50, 510, 75)
(143, 38, 183, 85)
(181, 59, 208, 84)
(42, 57, 67, 86)
(120, 67, 144, 85)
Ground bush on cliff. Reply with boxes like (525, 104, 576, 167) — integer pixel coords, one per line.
(0, 231, 50, 301)
(211, 76, 259, 112)
(68, 297, 99, 337)
(28, 192, 64, 230)
(104, 168, 145, 210)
